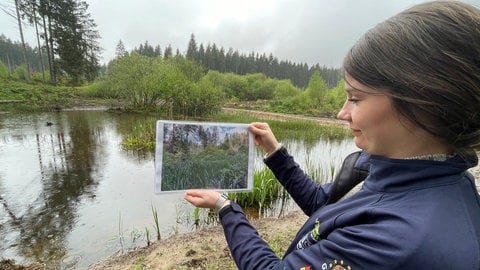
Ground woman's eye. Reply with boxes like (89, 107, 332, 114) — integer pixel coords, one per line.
(348, 98, 359, 104)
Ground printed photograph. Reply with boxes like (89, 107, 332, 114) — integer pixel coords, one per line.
(155, 121, 254, 193)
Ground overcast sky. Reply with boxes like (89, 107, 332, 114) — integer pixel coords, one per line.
(1, 0, 479, 67)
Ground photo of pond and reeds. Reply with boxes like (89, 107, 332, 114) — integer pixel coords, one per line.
(155, 121, 254, 192)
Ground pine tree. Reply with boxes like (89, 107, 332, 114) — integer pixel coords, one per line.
(28, 0, 101, 84)
(186, 33, 197, 61)
(115, 40, 128, 58)
(163, 44, 173, 58)
(154, 45, 161, 57)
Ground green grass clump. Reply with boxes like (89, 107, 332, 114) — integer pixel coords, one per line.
(121, 118, 157, 150)
(0, 80, 76, 111)
(235, 168, 281, 210)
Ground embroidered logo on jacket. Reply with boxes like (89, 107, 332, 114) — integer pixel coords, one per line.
(297, 218, 321, 249)
(322, 259, 352, 270)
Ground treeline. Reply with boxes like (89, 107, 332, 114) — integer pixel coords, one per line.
(124, 34, 341, 89)
(0, 34, 46, 74)
(1, 43, 346, 117)
(96, 52, 345, 118)
(1, 0, 100, 84)
(164, 124, 248, 155)
(4, 1, 340, 89)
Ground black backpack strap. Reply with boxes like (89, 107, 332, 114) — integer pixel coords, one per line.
(325, 151, 370, 205)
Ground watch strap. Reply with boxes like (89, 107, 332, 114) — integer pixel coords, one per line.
(218, 204, 234, 219)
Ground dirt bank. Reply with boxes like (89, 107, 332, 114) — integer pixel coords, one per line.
(87, 211, 308, 270)
(222, 107, 348, 127)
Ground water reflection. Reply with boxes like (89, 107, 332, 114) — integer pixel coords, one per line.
(0, 112, 110, 267)
(0, 111, 358, 269)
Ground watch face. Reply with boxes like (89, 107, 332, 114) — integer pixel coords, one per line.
(216, 194, 229, 211)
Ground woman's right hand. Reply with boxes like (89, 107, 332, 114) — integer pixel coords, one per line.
(249, 122, 281, 155)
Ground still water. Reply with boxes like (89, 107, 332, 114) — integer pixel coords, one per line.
(0, 110, 357, 269)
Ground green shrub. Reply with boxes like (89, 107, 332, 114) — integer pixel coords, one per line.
(0, 60, 9, 79)
(14, 65, 26, 80)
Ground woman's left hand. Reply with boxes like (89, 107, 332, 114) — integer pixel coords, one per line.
(184, 189, 221, 209)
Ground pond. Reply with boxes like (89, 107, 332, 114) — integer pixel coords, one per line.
(0, 110, 358, 269)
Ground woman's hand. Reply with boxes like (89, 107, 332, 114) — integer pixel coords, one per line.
(184, 189, 222, 209)
(249, 122, 281, 155)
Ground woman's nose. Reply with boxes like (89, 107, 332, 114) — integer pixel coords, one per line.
(337, 102, 351, 121)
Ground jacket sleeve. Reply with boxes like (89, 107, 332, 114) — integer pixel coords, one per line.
(264, 146, 331, 215)
(221, 203, 413, 270)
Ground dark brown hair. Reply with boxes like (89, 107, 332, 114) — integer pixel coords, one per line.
(343, 1, 480, 155)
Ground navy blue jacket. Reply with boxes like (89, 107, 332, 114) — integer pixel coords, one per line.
(220, 147, 480, 269)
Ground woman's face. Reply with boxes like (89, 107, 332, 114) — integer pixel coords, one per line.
(337, 74, 420, 158)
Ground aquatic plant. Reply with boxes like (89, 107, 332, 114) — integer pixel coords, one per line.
(152, 205, 161, 240)
(145, 227, 151, 247)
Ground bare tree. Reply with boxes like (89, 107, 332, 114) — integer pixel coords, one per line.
(14, 0, 31, 81)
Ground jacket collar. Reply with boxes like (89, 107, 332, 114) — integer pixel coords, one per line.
(363, 153, 478, 193)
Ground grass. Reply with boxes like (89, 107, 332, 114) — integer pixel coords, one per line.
(0, 79, 77, 111)
(161, 150, 249, 191)
(145, 227, 151, 247)
(0, 79, 126, 112)
(121, 118, 157, 150)
(215, 111, 350, 141)
(121, 111, 350, 151)
(232, 158, 337, 216)
(151, 205, 161, 240)
(235, 168, 281, 210)
(118, 213, 125, 253)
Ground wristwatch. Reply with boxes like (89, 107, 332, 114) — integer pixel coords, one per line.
(218, 204, 234, 219)
(215, 193, 229, 212)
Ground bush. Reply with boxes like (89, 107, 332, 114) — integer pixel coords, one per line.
(103, 53, 223, 116)
(0, 60, 9, 79)
(14, 65, 27, 80)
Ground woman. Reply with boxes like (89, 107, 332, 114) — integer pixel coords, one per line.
(185, 1, 480, 269)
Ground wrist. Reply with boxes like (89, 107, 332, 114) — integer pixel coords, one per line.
(215, 193, 230, 212)
(264, 143, 282, 159)
(218, 203, 234, 219)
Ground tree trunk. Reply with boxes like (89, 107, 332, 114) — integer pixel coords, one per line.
(14, 0, 31, 81)
(41, 12, 53, 83)
(32, 1, 46, 82)
(47, 9, 56, 83)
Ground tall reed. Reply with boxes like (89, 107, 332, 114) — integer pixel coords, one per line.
(233, 160, 337, 215)
(235, 168, 281, 210)
(152, 205, 161, 240)
(118, 213, 125, 253)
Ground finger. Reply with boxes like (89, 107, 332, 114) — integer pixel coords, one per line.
(185, 189, 204, 197)
(249, 122, 268, 132)
(185, 196, 203, 206)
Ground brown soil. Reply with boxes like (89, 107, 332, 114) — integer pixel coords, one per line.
(0, 260, 43, 270)
(87, 211, 307, 270)
(222, 107, 348, 127)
